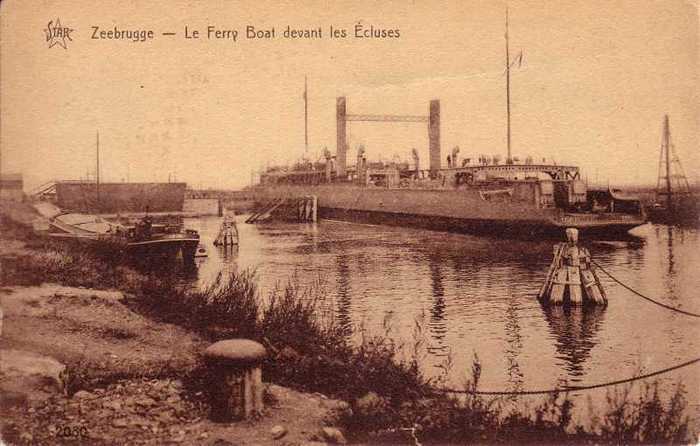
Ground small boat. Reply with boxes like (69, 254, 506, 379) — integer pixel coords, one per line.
(49, 212, 200, 262)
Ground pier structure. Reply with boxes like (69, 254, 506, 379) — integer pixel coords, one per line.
(336, 97, 441, 179)
(246, 196, 317, 224)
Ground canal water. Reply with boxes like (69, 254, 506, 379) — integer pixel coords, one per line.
(185, 216, 700, 421)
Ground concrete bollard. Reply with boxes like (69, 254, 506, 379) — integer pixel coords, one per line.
(538, 228, 607, 306)
(203, 339, 266, 421)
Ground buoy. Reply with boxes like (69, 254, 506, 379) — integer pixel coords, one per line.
(538, 228, 607, 306)
(194, 244, 208, 258)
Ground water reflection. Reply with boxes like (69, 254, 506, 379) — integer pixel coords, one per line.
(427, 254, 448, 357)
(504, 290, 524, 392)
(666, 226, 676, 274)
(218, 244, 239, 262)
(336, 252, 353, 336)
(542, 305, 606, 382)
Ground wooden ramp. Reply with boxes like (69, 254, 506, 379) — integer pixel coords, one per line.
(245, 196, 317, 224)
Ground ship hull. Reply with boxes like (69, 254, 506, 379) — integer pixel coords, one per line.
(127, 237, 200, 262)
(647, 208, 699, 227)
(647, 196, 699, 227)
(320, 207, 641, 239)
(254, 184, 645, 239)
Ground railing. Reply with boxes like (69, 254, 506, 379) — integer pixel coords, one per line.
(557, 212, 643, 225)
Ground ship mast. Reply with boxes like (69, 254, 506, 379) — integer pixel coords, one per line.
(304, 75, 309, 154)
(663, 115, 673, 212)
(505, 8, 512, 165)
(664, 115, 673, 209)
(96, 130, 100, 213)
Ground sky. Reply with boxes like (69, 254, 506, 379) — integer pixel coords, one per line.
(1, 0, 698, 190)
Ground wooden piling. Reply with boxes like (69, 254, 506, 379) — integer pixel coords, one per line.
(214, 215, 239, 246)
(538, 228, 607, 306)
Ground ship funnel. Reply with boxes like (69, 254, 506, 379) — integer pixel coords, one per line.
(429, 100, 441, 177)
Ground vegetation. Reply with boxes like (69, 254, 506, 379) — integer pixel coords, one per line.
(0, 205, 695, 444)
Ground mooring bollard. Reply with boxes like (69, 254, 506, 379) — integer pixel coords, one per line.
(203, 339, 266, 421)
(538, 228, 607, 306)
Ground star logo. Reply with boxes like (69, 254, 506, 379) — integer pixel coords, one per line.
(45, 18, 74, 49)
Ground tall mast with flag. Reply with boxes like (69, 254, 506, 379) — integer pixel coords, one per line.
(505, 7, 511, 164)
(505, 7, 522, 165)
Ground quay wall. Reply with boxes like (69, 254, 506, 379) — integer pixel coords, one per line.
(183, 198, 221, 216)
(186, 189, 256, 212)
(56, 182, 186, 213)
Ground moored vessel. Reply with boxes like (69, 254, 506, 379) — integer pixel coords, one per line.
(251, 11, 646, 239)
(254, 161, 645, 238)
(49, 212, 200, 262)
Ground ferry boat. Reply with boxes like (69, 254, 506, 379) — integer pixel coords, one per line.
(253, 161, 645, 238)
(251, 12, 646, 238)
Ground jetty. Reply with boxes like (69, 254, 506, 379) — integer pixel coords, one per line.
(246, 196, 317, 224)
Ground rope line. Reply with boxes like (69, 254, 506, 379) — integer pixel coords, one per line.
(435, 357, 700, 395)
(591, 259, 700, 318)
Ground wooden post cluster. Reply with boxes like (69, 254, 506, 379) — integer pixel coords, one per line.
(203, 339, 266, 421)
(296, 195, 317, 222)
(538, 228, 607, 306)
(214, 215, 239, 246)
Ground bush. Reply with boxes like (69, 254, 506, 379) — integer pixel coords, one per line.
(597, 382, 689, 444)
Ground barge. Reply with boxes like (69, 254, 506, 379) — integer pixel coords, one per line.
(49, 212, 200, 262)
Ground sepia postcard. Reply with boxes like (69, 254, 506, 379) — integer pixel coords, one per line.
(0, 0, 698, 444)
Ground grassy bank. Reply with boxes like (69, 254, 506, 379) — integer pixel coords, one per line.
(0, 203, 694, 444)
